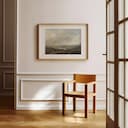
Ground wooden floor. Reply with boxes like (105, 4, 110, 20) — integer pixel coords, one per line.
(0, 110, 106, 128)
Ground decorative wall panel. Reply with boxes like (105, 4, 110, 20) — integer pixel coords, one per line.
(16, 74, 106, 110)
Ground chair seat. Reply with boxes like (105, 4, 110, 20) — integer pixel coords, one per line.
(64, 91, 96, 98)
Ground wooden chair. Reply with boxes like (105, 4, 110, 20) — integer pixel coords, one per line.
(62, 74, 96, 118)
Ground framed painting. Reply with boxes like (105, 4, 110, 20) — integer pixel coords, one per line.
(37, 24, 88, 60)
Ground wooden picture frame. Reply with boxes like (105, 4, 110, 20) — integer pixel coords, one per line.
(37, 24, 88, 60)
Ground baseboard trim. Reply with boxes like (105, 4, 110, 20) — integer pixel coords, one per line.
(16, 100, 106, 110)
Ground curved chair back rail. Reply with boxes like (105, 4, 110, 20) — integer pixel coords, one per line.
(74, 74, 96, 83)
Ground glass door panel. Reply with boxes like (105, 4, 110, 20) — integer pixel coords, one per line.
(125, 101, 128, 128)
(108, 64, 114, 90)
(107, 90, 110, 115)
(107, 0, 128, 127)
(124, 2, 128, 128)
(118, 0, 128, 128)
(107, 5, 110, 32)
(118, 0, 124, 21)
(125, 0, 128, 17)
(109, 92, 114, 120)
(109, 0, 114, 31)
(118, 23, 124, 58)
(119, 62, 124, 96)
(118, 97, 124, 128)
(125, 62, 128, 99)
(107, 34, 114, 61)
(106, 0, 115, 127)
(125, 21, 128, 58)
(107, 35, 110, 61)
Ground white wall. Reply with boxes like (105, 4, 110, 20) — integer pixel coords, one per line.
(16, 0, 106, 110)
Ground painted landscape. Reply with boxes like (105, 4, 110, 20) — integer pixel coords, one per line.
(45, 29, 81, 54)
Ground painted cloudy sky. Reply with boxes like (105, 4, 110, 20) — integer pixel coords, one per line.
(45, 29, 81, 47)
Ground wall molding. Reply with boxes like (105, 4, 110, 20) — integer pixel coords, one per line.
(19, 78, 68, 102)
(17, 72, 106, 75)
(17, 73, 106, 82)
(16, 74, 106, 110)
(16, 99, 106, 110)
(17, 73, 73, 76)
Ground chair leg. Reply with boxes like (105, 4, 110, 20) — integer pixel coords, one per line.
(73, 82, 76, 112)
(62, 95, 66, 115)
(93, 83, 96, 113)
(84, 85, 88, 118)
(93, 96, 96, 113)
(62, 83, 66, 115)
(73, 97, 76, 112)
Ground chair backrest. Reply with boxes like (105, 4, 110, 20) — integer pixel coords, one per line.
(73, 74, 96, 83)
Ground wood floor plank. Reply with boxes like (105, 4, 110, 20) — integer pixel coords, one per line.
(0, 110, 106, 128)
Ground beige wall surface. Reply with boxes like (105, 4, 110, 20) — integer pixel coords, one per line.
(16, 0, 106, 110)
(17, 0, 106, 74)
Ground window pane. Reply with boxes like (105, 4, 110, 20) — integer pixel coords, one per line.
(107, 64, 110, 88)
(119, 23, 124, 58)
(109, 0, 114, 31)
(107, 34, 114, 61)
(109, 92, 114, 120)
(119, 0, 124, 21)
(109, 34, 114, 61)
(119, 97, 124, 128)
(125, 21, 128, 58)
(125, 62, 128, 99)
(107, 64, 114, 90)
(125, 101, 128, 128)
(107, 5, 110, 32)
(125, 0, 128, 18)
(107, 91, 110, 115)
(119, 62, 124, 96)
(107, 35, 109, 61)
